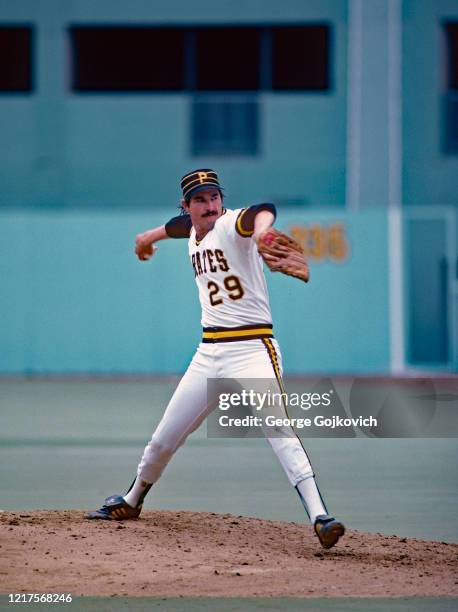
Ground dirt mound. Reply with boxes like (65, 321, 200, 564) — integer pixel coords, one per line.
(1, 510, 457, 597)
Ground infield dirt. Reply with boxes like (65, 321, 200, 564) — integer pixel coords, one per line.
(1, 510, 457, 597)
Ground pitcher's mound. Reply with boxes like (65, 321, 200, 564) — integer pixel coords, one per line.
(1, 510, 457, 597)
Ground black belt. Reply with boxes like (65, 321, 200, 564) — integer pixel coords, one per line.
(202, 324, 274, 343)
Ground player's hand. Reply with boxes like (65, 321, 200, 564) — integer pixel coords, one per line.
(135, 233, 158, 261)
(257, 251, 282, 271)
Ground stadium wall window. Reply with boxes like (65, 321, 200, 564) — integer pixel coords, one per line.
(69, 24, 331, 94)
(443, 22, 458, 154)
(190, 24, 330, 155)
(271, 25, 330, 91)
(194, 27, 260, 91)
(69, 24, 331, 155)
(70, 26, 185, 91)
(0, 26, 34, 92)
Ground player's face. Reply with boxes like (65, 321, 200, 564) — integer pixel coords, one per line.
(183, 189, 223, 236)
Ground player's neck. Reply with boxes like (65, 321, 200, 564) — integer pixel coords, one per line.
(194, 227, 209, 241)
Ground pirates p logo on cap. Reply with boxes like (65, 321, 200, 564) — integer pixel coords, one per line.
(181, 169, 222, 200)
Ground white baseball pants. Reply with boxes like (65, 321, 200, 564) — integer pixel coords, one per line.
(137, 338, 314, 487)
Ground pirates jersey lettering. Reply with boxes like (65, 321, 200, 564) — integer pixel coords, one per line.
(191, 249, 230, 277)
(188, 208, 272, 328)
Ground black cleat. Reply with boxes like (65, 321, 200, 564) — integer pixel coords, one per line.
(85, 495, 142, 520)
(314, 514, 345, 549)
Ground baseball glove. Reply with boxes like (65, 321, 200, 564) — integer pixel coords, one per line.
(255, 228, 309, 283)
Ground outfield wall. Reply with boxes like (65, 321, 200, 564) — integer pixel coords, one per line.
(0, 208, 390, 374)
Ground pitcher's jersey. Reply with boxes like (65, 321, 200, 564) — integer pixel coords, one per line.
(188, 208, 272, 328)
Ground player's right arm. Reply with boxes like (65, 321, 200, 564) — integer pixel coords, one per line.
(135, 225, 167, 261)
(135, 215, 192, 261)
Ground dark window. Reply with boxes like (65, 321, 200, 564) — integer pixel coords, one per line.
(443, 23, 458, 154)
(69, 23, 332, 156)
(271, 25, 329, 90)
(0, 26, 33, 92)
(69, 24, 331, 94)
(445, 23, 458, 89)
(70, 27, 185, 91)
(195, 27, 260, 91)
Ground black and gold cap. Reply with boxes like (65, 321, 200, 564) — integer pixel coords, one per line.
(181, 168, 223, 200)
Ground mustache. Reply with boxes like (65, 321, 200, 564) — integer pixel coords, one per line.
(202, 211, 218, 218)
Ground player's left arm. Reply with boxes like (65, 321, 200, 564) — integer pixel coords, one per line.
(252, 210, 276, 240)
(235, 204, 290, 270)
(235, 203, 276, 238)
(251, 208, 284, 270)
(248, 205, 310, 283)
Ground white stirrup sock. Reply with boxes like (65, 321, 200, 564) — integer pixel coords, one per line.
(123, 477, 150, 508)
(296, 476, 327, 523)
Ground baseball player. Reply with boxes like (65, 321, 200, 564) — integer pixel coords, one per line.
(86, 169, 345, 549)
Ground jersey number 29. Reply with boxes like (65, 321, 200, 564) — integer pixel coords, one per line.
(208, 275, 244, 306)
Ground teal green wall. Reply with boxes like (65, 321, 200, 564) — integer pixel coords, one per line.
(0, 0, 347, 210)
(2, 0, 458, 210)
(0, 209, 390, 374)
(403, 0, 458, 206)
(1, 0, 457, 373)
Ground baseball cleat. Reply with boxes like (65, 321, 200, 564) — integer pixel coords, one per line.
(314, 514, 345, 549)
(85, 495, 142, 520)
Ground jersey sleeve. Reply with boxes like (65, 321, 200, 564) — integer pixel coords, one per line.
(234, 203, 277, 237)
(164, 214, 193, 239)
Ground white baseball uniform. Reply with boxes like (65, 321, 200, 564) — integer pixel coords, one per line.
(136, 208, 315, 489)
